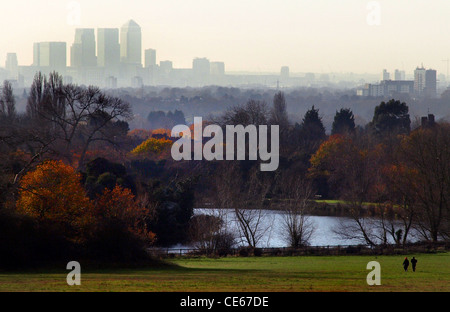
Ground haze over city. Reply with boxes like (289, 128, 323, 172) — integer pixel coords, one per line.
(1, 0, 450, 74)
(0, 0, 449, 298)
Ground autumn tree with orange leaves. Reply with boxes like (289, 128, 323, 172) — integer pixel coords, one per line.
(16, 160, 92, 241)
(16, 160, 156, 249)
(131, 137, 173, 157)
(93, 185, 156, 245)
(309, 134, 389, 246)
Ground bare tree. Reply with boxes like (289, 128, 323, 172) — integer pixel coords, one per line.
(0, 80, 16, 119)
(25, 72, 132, 168)
(188, 213, 234, 253)
(26, 72, 46, 120)
(270, 91, 289, 133)
(382, 166, 417, 246)
(213, 162, 273, 248)
(279, 175, 316, 247)
(216, 99, 269, 127)
(396, 123, 450, 242)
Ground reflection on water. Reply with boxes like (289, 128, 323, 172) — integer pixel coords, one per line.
(191, 208, 419, 248)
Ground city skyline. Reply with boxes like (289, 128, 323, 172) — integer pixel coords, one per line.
(0, 19, 445, 81)
(1, 16, 445, 92)
(7, 19, 231, 88)
(1, 0, 450, 75)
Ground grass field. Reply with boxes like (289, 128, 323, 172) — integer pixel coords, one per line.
(313, 199, 378, 207)
(0, 252, 448, 292)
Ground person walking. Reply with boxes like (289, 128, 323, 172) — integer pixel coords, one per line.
(403, 257, 409, 272)
(411, 257, 417, 272)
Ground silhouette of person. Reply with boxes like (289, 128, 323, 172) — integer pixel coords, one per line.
(403, 257, 409, 271)
(411, 257, 417, 272)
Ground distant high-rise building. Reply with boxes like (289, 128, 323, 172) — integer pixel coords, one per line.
(70, 28, 96, 67)
(33, 42, 67, 73)
(144, 49, 156, 68)
(120, 20, 142, 66)
(424, 69, 437, 98)
(5, 53, 18, 77)
(210, 62, 225, 75)
(394, 69, 405, 80)
(33, 43, 40, 67)
(414, 67, 426, 93)
(280, 66, 289, 80)
(381, 69, 390, 81)
(193, 57, 210, 76)
(192, 57, 210, 85)
(414, 66, 436, 98)
(159, 60, 173, 75)
(97, 28, 120, 72)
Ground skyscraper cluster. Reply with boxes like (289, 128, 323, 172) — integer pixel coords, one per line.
(42, 20, 144, 87)
(3, 20, 226, 88)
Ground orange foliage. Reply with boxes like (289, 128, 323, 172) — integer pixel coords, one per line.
(151, 128, 172, 136)
(131, 137, 173, 156)
(16, 160, 155, 245)
(16, 160, 93, 235)
(81, 146, 129, 165)
(128, 129, 153, 140)
(308, 134, 350, 177)
(188, 120, 211, 138)
(383, 163, 420, 191)
(94, 185, 156, 244)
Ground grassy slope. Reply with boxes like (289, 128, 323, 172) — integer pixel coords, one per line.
(0, 253, 448, 292)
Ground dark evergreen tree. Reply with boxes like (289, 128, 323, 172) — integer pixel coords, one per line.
(301, 105, 326, 141)
(331, 108, 356, 135)
(370, 99, 410, 135)
(147, 109, 185, 129)
(83, 157, 136, 198)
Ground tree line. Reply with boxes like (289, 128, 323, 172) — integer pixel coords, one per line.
(0, 72, 449, 267)
(188, 94, 449, 251)
(0, 72, 195, 268)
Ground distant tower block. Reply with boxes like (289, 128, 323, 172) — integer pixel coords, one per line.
(97, 28, 120, 72)
(414, 66, 437, 98)
(144, 49, 156, 68)
(71, 28, 96, 68)
(381, 69, 390, 81)
(394, 69, 405, 81)
(210, 62, 225, 75)
(34, 42, 67, 74)
(120, 19, 142, 66)
(5, 53, 18, 78)
(280, 66, 289, 80)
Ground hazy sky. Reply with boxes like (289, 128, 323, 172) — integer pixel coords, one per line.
(1, 0, 450, 75)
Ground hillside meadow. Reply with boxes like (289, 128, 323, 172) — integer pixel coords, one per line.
(0, 252, 448, 292)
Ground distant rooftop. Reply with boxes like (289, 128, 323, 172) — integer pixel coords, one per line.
(122, 19, 140, 28)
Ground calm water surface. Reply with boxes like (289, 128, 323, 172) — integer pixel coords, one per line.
(180, 208, 419, 248)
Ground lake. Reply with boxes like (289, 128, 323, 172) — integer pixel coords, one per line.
(169, 208, 421, 249)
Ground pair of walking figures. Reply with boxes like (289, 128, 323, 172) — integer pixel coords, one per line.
(403, 257, 417, 272)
